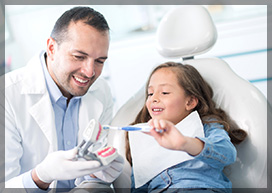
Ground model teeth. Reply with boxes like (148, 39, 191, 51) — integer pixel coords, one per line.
(153, 109, 163, 112)
(74, 76, 88, 83)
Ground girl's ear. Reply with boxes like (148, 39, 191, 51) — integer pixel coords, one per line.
(185, 95, 198, 111)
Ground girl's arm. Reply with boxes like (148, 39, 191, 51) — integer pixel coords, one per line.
(194, 122, 237, 168)
(149, 119, 236, 168)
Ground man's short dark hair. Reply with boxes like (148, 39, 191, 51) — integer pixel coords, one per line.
(51, 6, 109, 44)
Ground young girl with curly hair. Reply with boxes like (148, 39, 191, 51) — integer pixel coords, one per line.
(126, 62, 247, 193)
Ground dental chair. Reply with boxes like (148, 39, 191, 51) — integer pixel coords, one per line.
(108, 5, 271, 192)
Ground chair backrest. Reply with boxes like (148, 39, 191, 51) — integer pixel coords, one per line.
(110, 5, 271, 189)
(156, 5, 217, 58)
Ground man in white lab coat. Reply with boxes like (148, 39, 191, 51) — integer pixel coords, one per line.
(1, 6, 123, 192)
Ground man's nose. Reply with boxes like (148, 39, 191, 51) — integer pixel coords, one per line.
(81, 59, 95, 78)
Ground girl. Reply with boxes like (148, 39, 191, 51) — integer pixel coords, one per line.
(126, 62, 247, 193)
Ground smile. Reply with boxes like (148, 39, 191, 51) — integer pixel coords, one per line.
(74, 76, 89, 84)
(152, 108, 163, 112)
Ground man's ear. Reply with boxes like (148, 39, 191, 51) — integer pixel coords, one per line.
(185, 95, 198, 111)
(46, 37, 56, 61)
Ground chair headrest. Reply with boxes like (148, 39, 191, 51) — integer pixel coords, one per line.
(156, 5, 217, 58)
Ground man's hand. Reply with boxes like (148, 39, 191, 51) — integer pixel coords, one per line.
(33, 148, 102, 188)
(92, 154, 124, 183)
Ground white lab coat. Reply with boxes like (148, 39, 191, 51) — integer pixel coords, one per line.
(1, 51, 114, 190)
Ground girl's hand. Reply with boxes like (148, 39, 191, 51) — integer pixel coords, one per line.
(148, 119, 204, 155)
(148, 119, 187, 151)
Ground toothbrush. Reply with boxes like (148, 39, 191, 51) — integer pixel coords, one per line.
(102, 125, 152, 132)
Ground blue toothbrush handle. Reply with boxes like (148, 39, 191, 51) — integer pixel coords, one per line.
(121, 126, 142, 131)
(103, 125, 152, 132)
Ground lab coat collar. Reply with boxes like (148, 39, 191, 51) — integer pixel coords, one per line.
(21, 51, 48, 95)
(28, 92, 58, 152)
(21, 51, 57, 151)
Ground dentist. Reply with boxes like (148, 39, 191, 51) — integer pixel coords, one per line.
(1, 6, 123, 192)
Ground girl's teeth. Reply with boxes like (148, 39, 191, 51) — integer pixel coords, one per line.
(153, 109, 162, 112)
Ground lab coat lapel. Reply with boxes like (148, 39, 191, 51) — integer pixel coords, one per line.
(78, 92, 103, 144)
(23, 52, 58, 153)
(29, 94, 57, 152)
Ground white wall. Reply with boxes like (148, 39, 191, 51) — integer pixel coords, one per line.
(5, 5, 76, 71)
(107, 14, 269, 112)
(5, 5, 270, 114)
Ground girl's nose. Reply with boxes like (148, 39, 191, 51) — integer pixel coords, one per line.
(151, 94, 160, 103)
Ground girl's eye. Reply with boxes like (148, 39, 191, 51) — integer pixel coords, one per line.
(162, 92, 170, 95)
(147, 93, 153, 97)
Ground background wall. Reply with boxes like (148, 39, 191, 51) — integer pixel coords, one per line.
(4, 5, 270, 113)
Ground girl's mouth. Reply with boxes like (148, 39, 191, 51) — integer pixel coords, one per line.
(152, 108, 163, 112)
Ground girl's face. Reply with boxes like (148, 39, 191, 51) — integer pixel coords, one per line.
(146, 68, 193, 125)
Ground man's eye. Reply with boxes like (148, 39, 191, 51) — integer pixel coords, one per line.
(74, 55, 85, 60)
(95, 59, 105, 64)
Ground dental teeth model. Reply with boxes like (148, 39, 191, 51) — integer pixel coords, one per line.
(96, 146, 118, 165)
(76, 119, 117, 165)
(76, 118, 153, 165)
